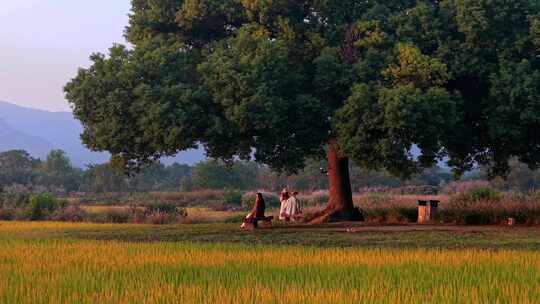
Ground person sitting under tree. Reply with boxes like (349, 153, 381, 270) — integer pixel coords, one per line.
(279, 189, 290, 221)
(241, 193, 269, 229)
(289, 192, 303, 221)
(283, 191, 302, 221)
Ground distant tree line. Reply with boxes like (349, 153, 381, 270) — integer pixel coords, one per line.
(0, 149, 192, 194)
(1, 149, 538, 194)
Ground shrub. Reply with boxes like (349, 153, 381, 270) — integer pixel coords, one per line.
(449, 187, 501, 207)
(467, 187, 500, 201)
(223, 190, 242, 206)
(24, 193, 66, 220)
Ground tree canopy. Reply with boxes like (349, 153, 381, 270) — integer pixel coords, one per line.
(65, 0, 540, 216)
(0, 150, 38, 189)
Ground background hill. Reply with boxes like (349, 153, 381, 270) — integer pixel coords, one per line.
(0, 117, 52, 157)
(0, 101, 205, 167)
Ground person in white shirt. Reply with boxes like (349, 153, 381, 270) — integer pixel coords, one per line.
(280, 190, 302, 221)
(285, 191, 302, 221)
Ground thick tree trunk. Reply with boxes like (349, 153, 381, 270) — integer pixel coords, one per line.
(309, 139, 362, 224)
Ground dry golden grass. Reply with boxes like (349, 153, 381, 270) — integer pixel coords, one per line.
(353, 194, 449, 206)
(182, 207, 245, 223)
(82, 205, 134, 214)
(79, 206, 245, 224)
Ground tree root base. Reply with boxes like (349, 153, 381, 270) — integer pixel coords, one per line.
(306, 207, 363, 225)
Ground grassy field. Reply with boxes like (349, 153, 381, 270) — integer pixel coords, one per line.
(0, 222, 539, 303)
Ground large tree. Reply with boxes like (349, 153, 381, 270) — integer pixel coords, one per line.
(65, 0, 540, 222)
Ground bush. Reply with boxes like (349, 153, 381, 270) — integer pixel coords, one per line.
(450, 187, 501, 207)
(223, 190, 242, 206)
(24, 193, 66, 220)
(467, 187, 500, 201)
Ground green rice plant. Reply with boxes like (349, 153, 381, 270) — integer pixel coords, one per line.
(0, 222, 538, 304)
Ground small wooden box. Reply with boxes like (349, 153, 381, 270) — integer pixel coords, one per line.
(418, 200, 439, 224)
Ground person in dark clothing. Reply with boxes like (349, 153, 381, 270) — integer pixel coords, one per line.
(249, 192, 266, 219)
(241, 193, 267, 229)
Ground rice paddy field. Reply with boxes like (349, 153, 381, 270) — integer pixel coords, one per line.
(0, 222, 539, 303)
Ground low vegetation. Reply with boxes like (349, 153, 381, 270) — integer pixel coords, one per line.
(1, 186, 540, 226)
(357, 188, 540, 225)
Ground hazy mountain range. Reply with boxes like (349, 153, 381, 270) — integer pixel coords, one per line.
(0, 101, 205, 167)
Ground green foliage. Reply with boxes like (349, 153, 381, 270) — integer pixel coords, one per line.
(128, 163, 192, 192)
(82, 163, 127, 193)
(39, 150, 81, 192)
(192, 160, 259, 190)
(450, 187, 501, 206)
(0, 150, 39, 188)
(25, 193, 66, 221)
(62, 0, 540, 199)
(222, 189, 242, 206)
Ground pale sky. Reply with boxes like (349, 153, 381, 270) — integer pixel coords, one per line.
(0, 1, 131, 112)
